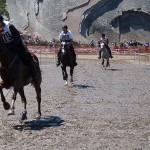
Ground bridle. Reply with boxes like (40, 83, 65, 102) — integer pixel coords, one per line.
(61, 41, 67, 54)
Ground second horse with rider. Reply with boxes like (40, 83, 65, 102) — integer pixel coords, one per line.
(56, 25, 77, 67)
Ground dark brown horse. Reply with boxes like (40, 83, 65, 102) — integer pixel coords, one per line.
(0, 34, 42, 121)
(60, 41, 75, 85)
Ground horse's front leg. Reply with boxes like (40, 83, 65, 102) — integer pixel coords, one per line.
(18, 87, 27, 120)
(70, 66, 74, 83)
(0, 86, 10, 110)
(8, 91, 17, 115)
(61, 66, 68, 85)
(98, 50, 101, 59)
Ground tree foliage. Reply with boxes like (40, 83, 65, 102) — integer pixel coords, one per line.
(0, 0, 9, 18)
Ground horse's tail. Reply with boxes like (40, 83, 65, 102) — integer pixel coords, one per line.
(30, 52, 40, 66)
(33, 54, 40, 66)
(29, 52, 42, 84)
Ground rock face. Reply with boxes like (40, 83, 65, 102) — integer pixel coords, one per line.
(6, 0, 150, 44)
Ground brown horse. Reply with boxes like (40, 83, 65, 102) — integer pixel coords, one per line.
(60, 42, 75, 85)
(0, 34, 42, 121)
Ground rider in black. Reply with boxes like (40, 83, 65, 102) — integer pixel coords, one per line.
(0, 15, 36, 79)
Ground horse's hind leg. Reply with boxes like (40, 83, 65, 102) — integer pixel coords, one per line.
(18, 87, 27, 120)
(106, 59, 110, 67)
(8, 91, 18, 115)
(33, 81, 41, 119)
(102, 59, 104, 66)
(70, 67, 74, 83)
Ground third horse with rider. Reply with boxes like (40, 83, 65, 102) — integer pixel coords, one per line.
(99, 33, 113, 59)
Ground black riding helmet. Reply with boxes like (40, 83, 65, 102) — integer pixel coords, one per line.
(102, 33, 105, 37)
(62, 25, 68, 29)
(0, 15, 4, 22)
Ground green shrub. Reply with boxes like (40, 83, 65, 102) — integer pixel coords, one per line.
(0, 0, 9, 18)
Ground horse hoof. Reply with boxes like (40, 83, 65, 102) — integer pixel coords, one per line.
(106, 64, 110, 67)
(3, 102, 10, 110)
(64, 81, 68, 86)
(70, 79, 73, 83)
(20, 111, 27, 121)
(8, 109, 15, 115)
(35, 114, 41, 120)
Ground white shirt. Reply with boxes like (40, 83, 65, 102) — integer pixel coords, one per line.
(1, 21, 14, 43)
(59, 30, 73, 42)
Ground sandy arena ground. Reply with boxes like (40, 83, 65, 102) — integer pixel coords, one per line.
(0, 57, 150, 150)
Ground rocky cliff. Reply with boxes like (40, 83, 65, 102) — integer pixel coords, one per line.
(6, 0, 150, 44)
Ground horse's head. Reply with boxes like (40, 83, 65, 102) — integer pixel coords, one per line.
(100, 42, 105, 49)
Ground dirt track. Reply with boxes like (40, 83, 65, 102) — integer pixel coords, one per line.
(0, 58, 150, 150)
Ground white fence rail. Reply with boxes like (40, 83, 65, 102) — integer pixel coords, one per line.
(112, 50, 150, 65)
(31, 47, 150, 66)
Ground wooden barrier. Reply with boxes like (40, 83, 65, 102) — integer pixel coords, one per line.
(27, 45, 150, 65)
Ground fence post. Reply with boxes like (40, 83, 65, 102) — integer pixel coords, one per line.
(40, 50, 41, 65)
(145, 54, 146, 66)
(149, 54, 150, 65)
(134, 52, 136, 62)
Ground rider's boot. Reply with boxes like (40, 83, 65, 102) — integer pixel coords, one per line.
(110, 55, 113, 58)
(108, 50, 113, 58)
(98, 51, 101, 59)
(56, 51, 61, 67)
(56, 57, 61, 67)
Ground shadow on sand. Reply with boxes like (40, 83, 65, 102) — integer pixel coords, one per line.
(72, 84, 94, 89)
(107, 68, 121, 71)
(13, 116, 64, 131)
